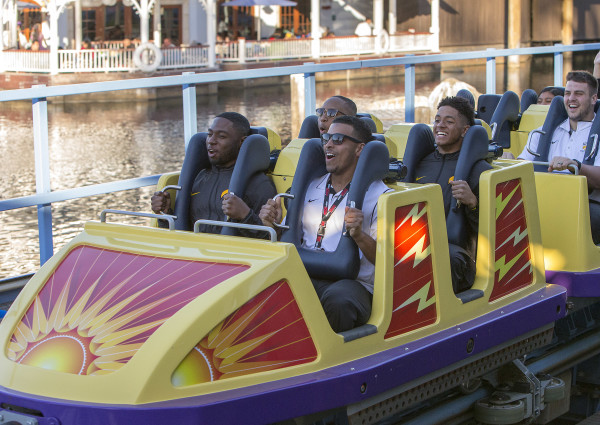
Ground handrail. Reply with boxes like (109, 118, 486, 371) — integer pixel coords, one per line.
(1, 42, 600, 281)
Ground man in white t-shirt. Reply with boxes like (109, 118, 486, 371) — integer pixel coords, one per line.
(518, 70, 600, 244)
(260, 115, 390, 332)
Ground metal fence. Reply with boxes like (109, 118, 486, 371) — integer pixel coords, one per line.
(0, 42, 599, 283)
(0, 33, 435, 73)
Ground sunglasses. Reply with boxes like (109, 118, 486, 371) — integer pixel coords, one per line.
(321, 132, 364, 145)
(316, 108, 342, 117)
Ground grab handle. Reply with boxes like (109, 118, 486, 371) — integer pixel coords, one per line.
(100, 209, 176, 230)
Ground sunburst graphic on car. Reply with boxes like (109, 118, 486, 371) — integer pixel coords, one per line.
(7, 245, 248, 375)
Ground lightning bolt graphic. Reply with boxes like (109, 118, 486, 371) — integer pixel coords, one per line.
(495, 248, 527, 282)
(396, 235, 430, 267)
(397, 203, 427, 230)
(394, 281, 436, 313)
(497, 226, 528, 250)
(495, 184, 520, 219)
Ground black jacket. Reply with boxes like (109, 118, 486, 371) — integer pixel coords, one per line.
(164, 165, 276, 236)
(414, 149, 492, 257)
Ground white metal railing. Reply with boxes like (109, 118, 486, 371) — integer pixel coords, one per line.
(91, 40, 141, 50)
(158, 46, 210, 69)
(1, 50, 50, 72)
(0, 34, 436, 73)
(58, 49, 135, 72)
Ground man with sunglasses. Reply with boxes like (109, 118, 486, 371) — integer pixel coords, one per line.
(260, 115, 391, 333)
(413, 96, 491, 293)
(316, 95, 357, 135)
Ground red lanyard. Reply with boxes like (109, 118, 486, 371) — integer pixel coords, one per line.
(315, 177, 350, 249)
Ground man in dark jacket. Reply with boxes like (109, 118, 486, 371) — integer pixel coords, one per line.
(414, 97, 491, 293)
(151, 112, 276, 233)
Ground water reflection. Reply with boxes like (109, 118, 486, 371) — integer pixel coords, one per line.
(0, 51, 596, 279)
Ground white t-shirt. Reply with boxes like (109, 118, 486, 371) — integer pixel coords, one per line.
(519, 117, 600, 202)
(301, 174, 391, 293)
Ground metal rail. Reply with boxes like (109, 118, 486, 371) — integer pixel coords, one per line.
(1, 42, 600, 282)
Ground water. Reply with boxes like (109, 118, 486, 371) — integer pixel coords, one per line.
(0, 51, 595, 279)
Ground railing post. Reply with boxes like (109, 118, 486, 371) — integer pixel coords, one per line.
(182, 72, 198, 152)
(486, 48, 496, 94)
(554, 44, 564, 87)
(304, 67, 316, 118)
(32, 85, 53, 264)
(405, 56, 415, 123)
(239, 38, 246, 64)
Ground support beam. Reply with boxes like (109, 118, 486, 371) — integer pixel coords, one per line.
(429, 0, 439, 51)
(153, 0, 161, 47)
(387, 0, 396, 35)
(310, 0, 320, 59)
(508, 0, 521, 67)
(32, 86, 54, 264)
(75, 0, 81, 49)
(561, 0, 573, 76)
(373, 0, 383, 36)
(206, 0, 216, 67)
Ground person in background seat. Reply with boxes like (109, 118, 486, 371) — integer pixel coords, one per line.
(537, 87, 564, 105)
(151, 112, 276, 233)
(414, 97, 492, 293)
(317, 95, 358, 135)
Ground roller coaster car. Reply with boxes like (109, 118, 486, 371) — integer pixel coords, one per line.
(0, 119, 567, 425)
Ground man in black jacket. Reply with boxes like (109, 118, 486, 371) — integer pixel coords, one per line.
(414, 97, 491, 293)
(151, 112, 276, 233)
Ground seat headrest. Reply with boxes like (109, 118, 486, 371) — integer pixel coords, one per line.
(282, 139, 389, 281)
(520, 89, 539, 113)
(170, 133, 211, 230)
(356, 114, 378, 133)
(447, 125, 490, 248)
(402, 123, 436, 183)
(456, 89, 476, 109)
(249, 126, 268, 137)
(222, 134, 271, 236)
(531, 95, 568, 170)
(476, 94, 502, 124)
(489, 90, 520, 148)
(298, 115, 320, 139)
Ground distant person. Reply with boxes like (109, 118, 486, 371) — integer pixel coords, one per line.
(354, 18, 373, 37)
(316, 95, 358, 135)
(412, 96, 492, 293)
(162, 38, 175, 48)
(151, 112, 276, 234)
(518, 71, 600, 244)
(109, 25, 124, 40)
(537, 87, 564, 105)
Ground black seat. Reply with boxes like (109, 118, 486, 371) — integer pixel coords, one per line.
(528, 95, 568, 171)
(489, 91, 520, 149)
(281, 138, 390, 281)
(297, 114, 378, 138)
(456, 89, 476, 109)
(171, 132, 271, 232)
(402, 124, 489, 249)
(520, 89, 539, 113)
(476, 94, 502, 124)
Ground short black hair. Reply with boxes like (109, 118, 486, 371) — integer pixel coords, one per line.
(566, 70, 598, 97)
(539, 86, 564, 97)
(331, 115, 372, 143)
(216, 112, 251, 138)
(331, 95, 358, 116)
(437, 96, 475, 126)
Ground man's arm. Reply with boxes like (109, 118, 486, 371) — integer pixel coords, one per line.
(549, 157, 600, 190)
(345, 206, 377, 264)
